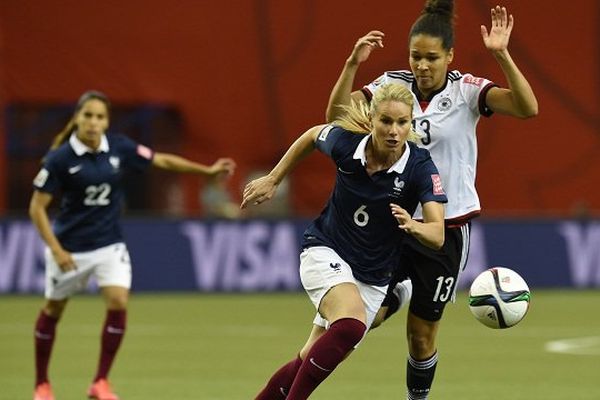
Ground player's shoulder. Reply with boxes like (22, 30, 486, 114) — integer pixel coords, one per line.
(376, 70, 414, 86)
(452, 70, 490, 88)
(317, 124, 358, 142)
(43, 142, 74, 166)
(106, 133, 138, 153)
(106, 132, 132, 146)
(385, 69, 414, 82)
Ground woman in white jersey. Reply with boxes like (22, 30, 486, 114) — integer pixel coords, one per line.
(326, 1, 538, 398)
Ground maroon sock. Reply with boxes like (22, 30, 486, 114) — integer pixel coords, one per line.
(286, 318, 366, 399)
(93, 309, 127, 382)
(34, 311, 59, 386)
(255, 356, 303, 399)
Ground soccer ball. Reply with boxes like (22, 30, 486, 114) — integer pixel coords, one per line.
(468, 267, 531, 329)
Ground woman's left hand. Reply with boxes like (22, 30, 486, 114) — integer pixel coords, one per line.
(480, 5, 513, 53)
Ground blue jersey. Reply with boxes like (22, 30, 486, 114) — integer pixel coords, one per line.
(302, 126, 447, 285)
(33, 133, 153, 252)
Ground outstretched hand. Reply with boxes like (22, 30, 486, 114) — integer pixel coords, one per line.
(208, 158, 236, 176)
(347, 30, 385, 66)
(240, 175, 278, 209)
(480, 5, 513, 53)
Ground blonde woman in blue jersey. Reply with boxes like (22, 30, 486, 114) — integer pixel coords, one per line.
(242, 83, 447, 399)
(30, 91, 235, 400)
(326, 2, 538, 399)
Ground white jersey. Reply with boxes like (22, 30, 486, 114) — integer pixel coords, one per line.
(363, 70, 496, 223)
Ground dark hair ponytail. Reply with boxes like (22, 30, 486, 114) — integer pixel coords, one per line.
(409, 0, 455, 50)
(49, 90, 111, 151)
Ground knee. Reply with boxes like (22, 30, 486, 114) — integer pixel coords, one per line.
(103, 287, 129, 310)
(369, 307, 387, 330)
(107, 299, 127, 310)
(44, 299, 68, 318)
(106, 295, 128, 310)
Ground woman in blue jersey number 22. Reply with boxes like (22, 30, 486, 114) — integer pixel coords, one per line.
(326, 1, 538, 399)
(242, 83, 448, 400)
(30, 90, 236, 400)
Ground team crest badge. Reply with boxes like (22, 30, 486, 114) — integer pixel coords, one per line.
(437, 96, 452, 112)
(393, 177, 405, 192)
(109, 156, 121, 170)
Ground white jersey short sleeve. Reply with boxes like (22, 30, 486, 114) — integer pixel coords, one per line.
(363, 70, 496, 222)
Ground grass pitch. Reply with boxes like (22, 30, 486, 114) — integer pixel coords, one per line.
(1, 290, 599, 399)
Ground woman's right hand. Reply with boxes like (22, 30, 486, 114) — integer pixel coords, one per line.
(347, 30, 385, 66)
(52, 248, 76, 272)
(240, 175, 278, 209)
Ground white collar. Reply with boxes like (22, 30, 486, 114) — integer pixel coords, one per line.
(69, 132, 109, 156)
(352, 134, 411, 174)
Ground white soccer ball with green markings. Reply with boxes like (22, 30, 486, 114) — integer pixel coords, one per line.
(468, 267, 531, 329)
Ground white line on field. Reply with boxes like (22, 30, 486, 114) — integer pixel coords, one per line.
(544, 336, 600, 355)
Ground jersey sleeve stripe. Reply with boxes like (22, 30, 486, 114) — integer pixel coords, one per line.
(386, 71, 414, 82)
(478, 82, 498, 117)
(361, 87, 373, 102)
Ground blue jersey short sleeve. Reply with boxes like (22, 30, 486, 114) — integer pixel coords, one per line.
(412, 152, 448, 205)
(314, 125, 347, 161)
(33, 152, 63, 194)
(115, 135, 154, 171)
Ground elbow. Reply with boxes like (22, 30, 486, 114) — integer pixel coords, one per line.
(517, 101, 539, 119)
(521, 106, 539, 119)
(431, 238, 444, 251)
(28, 203, 38, 222)
(432, 229, 445, 250)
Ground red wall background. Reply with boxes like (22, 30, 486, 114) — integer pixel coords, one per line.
(0, 0, 598, 217)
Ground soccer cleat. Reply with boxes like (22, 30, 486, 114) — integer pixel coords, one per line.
(87, 379, 119, 400)
(393, 279, 413, 310)
(33, 382, 55, 400)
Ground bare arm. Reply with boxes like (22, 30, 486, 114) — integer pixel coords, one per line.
(241, 125, 324, 209)
(152, 152, 236, 177)
(29, 190, 76, 271)
(325, 31, 384, 122)
(481, 6, 538, 118)
(390, 201, 445, 250)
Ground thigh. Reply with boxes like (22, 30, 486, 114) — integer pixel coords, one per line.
(319, 282, 365, 324)
(44, 248, 94, 300)
(300, 246, 358, 315)
(301, 247, 387, 329)
(406, 224, 470, 321)
(93, 243, 132, 289)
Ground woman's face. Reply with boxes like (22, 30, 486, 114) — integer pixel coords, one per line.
(371, 100, 413, 154)
(74, 98, 109, 147)
(408, 34, 454, 97)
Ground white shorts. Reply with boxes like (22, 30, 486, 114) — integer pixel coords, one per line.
(300, 246, 388, 330)
(45, 242, 132, 300)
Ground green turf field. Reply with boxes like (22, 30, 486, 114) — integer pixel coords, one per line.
(2, 290, 599, 399)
